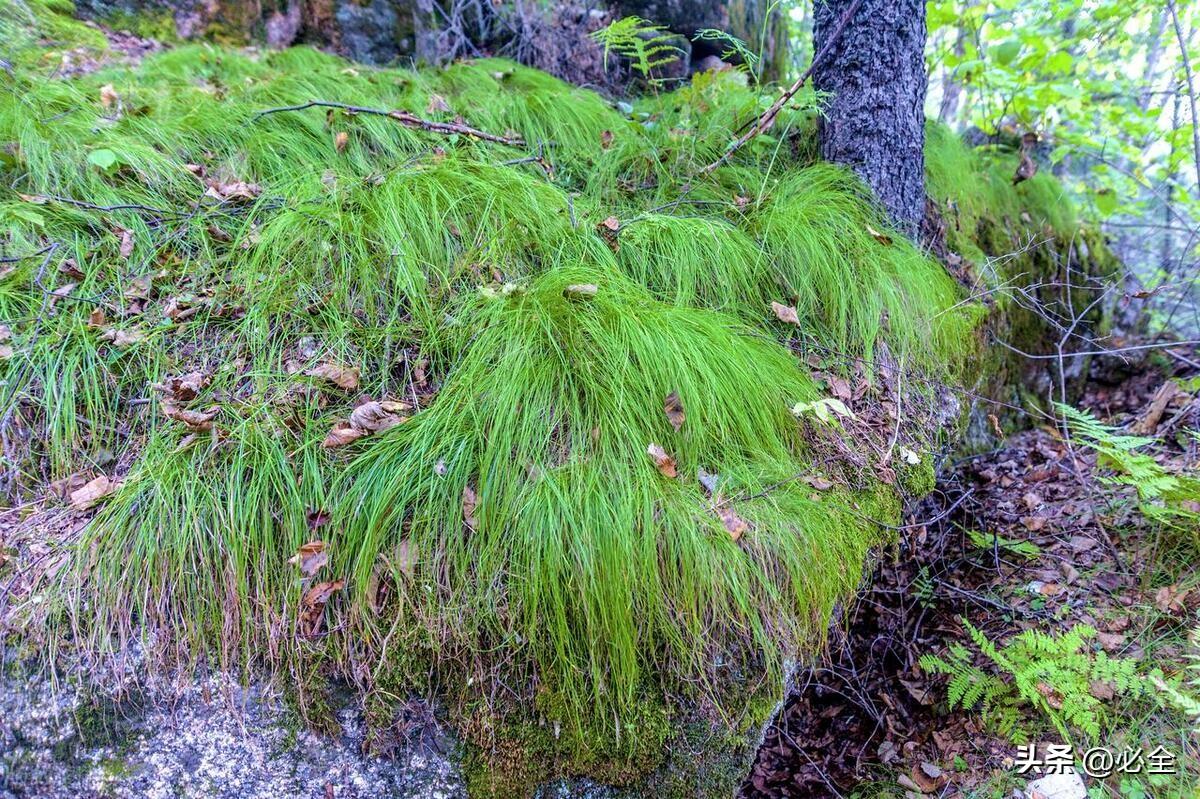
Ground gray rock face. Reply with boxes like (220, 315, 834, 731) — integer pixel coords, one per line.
(0, 662, 464, 799)
(335, 0, 405, 65)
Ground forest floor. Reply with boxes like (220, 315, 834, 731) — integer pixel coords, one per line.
(744, 350, 1200, 798)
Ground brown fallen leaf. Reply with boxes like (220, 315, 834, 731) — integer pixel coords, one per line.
(426, 93, 451, 114)
(334, 131, 349, 152)
(153, 372, 210, 402)
(349, 400, 408, 433)
(1090, 680, 1116, 701)
(0, 344, 12, 360)
(322, 421, 367, 449)
(664, 391, 685, 432)
(124, 274, 153, 300)
(866, 224, 893, 246)
(99, 327, 145, 348)
(60, 258, 85, 279)
(50, 472, 90, 499)
(288, 540, 328, 577)
(462, 485, 479, 529)
(160, 400, 219, 431)
(70, 475, 119, 510)
(646, 443, 677, 478)
(117, 229, 134, 259)
(600, 129, 614, 149)
(597, 216, 620, 251)
(307, 509, 331, 530)
(299, 579, 344, 637)
(716, 504, 750, 541)
(204, 179, 262, 203)
(306, 362, 360, 391)
(771, 301, 800, 326)
(99, 83, 120, 110)
(87, 308, 107, 328)
(48, 282, 77, 307)
(801, 475, 834, 490)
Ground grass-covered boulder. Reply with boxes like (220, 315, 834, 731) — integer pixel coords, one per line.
(0, 4, 1119, 796)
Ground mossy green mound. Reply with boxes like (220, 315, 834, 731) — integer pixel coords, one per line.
(1, 6, 1116, 793)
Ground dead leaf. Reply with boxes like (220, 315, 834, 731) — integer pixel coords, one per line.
(866, 225, 893, 246)
(322, 421, 367, 449)
(307, 509, 331, 530)
(299, 579, 344, 636)
(462, 485, 478, 528)
(1021, 515, 1047, 532)
(118, 229, 135, 259)
(600, 129, 613, 149)
(1155, 584, 1188, 615)
(48, 282, 77, 307)
(124, 274, 153, 300)
(595, 217, 620, 251)
(824, 374, 852, 402)
(153, 372, 210, 402)
(0, 344, 12, 360)
(99, 327, 145, 348)
(334, 131, 348, 152)
(69, 475, 119, 510)
(99, 83, 119, 110)
(426, 94, 451, 114)
(288, 540, 328, 577)
(716, 504, 750, 541)
(87, 308, 107, 328)
(771, 301, 800, 326)
(204, 179, 262, 203)
(349, 400, 408, 434)
(60, 258, 85, 279)
(646, 443, 677, 478)
(564, 283, 598, 298)
(160, 399, 219, 431)
(396, 539, 416, 578)
(50, 472, 90, 499)
(664, 391, 685, 432)
(1089, 680, 1115, 701)
(306, 362, 360, 391)
(801, 475, 834, 490)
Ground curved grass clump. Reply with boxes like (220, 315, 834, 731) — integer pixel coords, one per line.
(334, 267, 883, 724)
(72, 407, 327, 670)
(615, 214, 770, 314)
(925, 121, 1080, 257)
(753, 164, 979, 368)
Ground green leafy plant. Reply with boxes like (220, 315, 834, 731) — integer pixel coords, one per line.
(692, 29, 761, 82)
(1058, 403, 1200, 537)
(590, 16, 683, 80)
(966, 529, 1042, 560)
(920, 621, 1147, 743)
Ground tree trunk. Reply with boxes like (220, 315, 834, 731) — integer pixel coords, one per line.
(936, 2, 973, 125)
(812, 0, 928, 235)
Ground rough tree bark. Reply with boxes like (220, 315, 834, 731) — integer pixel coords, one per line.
(812, 0, 928, 235)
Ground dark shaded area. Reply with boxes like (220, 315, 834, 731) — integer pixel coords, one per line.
(743, 348, 1199, 797)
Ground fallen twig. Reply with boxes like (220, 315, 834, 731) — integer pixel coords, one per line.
(253, 101, 525, 147)
(697, 0, 864, 176)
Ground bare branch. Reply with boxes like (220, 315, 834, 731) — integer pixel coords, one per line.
(253, 101, 525, 147)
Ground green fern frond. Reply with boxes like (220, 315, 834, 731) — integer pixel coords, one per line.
(591, 16, 683, 79)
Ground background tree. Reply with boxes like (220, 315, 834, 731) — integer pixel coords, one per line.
(813, 0, 929, 234)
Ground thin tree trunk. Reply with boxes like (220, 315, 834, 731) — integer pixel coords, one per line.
(1166, 0, 1200, 192)
(937, 5, 972, 125)
(813, 0, 928, 235)
(1139, 9, 1170, 113)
